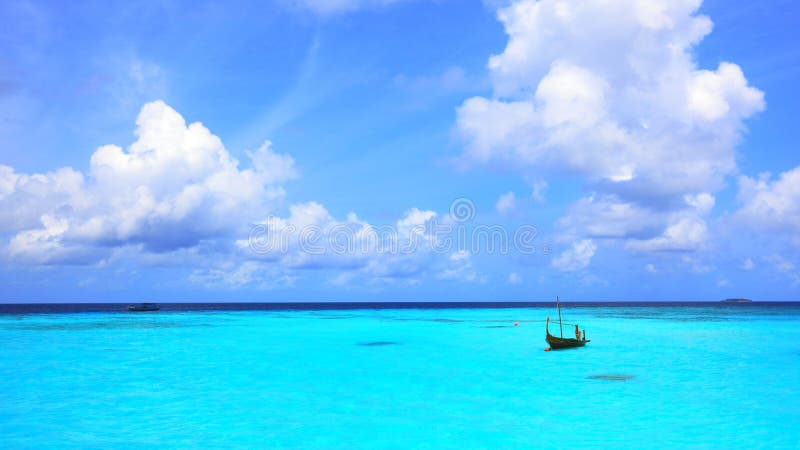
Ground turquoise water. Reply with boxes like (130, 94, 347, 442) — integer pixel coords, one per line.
(1, 305, 799, 448)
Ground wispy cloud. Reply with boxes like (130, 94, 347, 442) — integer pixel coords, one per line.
(289, 0, 410, 16)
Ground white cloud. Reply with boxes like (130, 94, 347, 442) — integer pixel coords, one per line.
(645, 263, 657, 274)
(437, 250, 479, 282)
(454, 0, 763, 261)
(765, 254, 795, 273)
(682, 255, 715, 274)
(626, 216, 710, 253)
(762, 255, 800, 286)
(396, 208, 437, 238)
(495, 191, 517, 214)
(530, 179, 548, 203)
(248, 141, 298, 185)
(328, 272, 358, 286)
(189, 261, 297, 290)
(507, 272, 522, 284)
(741, 258, 755, 270)
(687, 63, 764, 122)
(558, 194, 661, 240)
(736, 167, 800, 238)
(0, 166, 85, 234)
(1, 100, 296, 263)
(394, 66, 486, 95)
(7, 215, 97, 264)
(552, 239, 596, 271)
(457, 0, 763, 192)
(557, 192, 714, 254)
(0, 100, 477, 288)
(684, 193, 715, 215)
(240, 201, 378, 270)
(238, 203, 475, 285)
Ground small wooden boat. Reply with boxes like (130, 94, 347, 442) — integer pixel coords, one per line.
(545, 296, 589, 350)
(126, 303, 160, 312)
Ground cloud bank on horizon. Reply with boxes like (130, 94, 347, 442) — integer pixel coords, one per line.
(1, 0, 799, 299)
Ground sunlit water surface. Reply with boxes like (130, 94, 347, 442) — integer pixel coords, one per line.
(2, 305, 799, 448)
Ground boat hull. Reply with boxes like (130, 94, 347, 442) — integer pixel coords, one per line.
(126, 305, 160, 312)
(546, 333, 589, 350)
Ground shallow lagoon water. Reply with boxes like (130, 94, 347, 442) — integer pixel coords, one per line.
(1, 305, 799, 448)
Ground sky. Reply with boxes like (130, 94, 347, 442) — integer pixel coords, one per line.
(1, 0, 799, 302)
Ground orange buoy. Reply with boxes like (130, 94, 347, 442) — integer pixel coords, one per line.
(544, 347, 551, 352)
(514, 321, 519, 326)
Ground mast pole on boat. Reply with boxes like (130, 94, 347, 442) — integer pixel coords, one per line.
(557, 296, 563, 338)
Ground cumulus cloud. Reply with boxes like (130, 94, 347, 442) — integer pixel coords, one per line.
(237, 202, 472, 284)
(495, 191, 517, 214)
(557, 194, 662, 240)
(396, 207, 437, 238)
(1, 100, 479, 289)
(625, 216, 710, 252)
(0, 100, 296, 263)
(552, 239, 596, 271)
(557, 192, 712, 253)
(241, 201, 380, 270)
(736, 167, 800, 239)
(454, 0, 764, 267)
(437, 250, 481, 282)
(507, 272, 522, 284)
(7, 215, 99, 265)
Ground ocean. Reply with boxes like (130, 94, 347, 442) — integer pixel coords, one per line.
(1, 302, 799, 448)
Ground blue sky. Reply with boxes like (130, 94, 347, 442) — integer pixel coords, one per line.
(1, 0, 799, 302)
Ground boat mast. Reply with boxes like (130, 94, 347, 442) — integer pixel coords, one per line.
(557, 296, 563, 338)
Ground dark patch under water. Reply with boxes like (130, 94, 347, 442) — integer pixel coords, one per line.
(357, 341, 400, 347)
(587, 374, 635, 381)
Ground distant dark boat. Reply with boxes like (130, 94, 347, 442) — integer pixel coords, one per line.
(126, 303, 160, 312)
(545, 296, 589, 350)
(722, 298, 752, 303)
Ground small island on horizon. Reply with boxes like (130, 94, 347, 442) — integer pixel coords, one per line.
(721, 298, 753, 303)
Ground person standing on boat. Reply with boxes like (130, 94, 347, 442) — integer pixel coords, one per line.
(575, 324, 581, 340)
